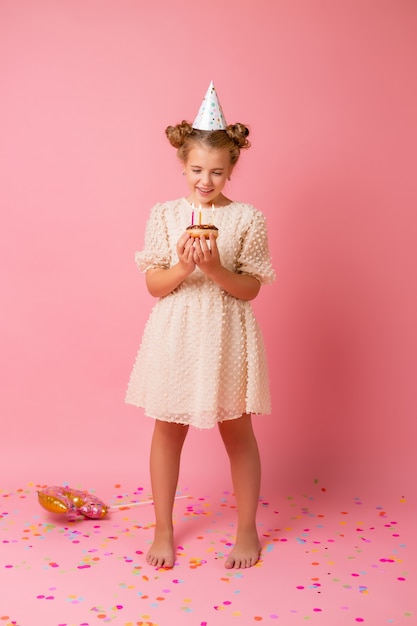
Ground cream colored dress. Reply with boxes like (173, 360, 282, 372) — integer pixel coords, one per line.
(125, 198, 275, 429)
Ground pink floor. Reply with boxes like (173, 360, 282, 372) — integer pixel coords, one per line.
(1, 479, 414, 626)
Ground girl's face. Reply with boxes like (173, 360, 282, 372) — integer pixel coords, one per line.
(183, 145, 233, 207)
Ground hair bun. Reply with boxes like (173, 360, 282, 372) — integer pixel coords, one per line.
(165, 121, 194, 148)
(225, 123, 250, 149)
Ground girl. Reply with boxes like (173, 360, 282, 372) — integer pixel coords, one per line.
(126, 83, 275, 569)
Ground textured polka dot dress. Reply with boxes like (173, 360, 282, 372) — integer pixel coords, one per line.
(125, 198, 276, 429)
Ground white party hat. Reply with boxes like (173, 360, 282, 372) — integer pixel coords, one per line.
(192, 81, 227, 130)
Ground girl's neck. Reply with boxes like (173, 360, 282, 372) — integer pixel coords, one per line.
(186, 194, 232, 209)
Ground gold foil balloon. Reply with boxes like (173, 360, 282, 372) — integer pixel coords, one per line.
(38, 486, 108, 519)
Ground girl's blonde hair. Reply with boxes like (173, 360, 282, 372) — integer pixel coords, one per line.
(165, 120, 250, 165)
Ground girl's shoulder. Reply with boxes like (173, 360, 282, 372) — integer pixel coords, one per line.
(148, 198, 186, 216)
(151, 198, 185, 209)
(230, 200, 262, 211)
(229, 201, 268, 221)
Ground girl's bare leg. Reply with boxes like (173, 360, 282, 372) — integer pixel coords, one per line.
(146, 420, 189, 568)
(218, 414, 261, 569)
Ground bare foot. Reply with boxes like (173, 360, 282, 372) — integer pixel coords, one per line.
(224, 529, 261, 569)
(146, 529, 175, 568)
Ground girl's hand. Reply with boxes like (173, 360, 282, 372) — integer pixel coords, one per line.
(193, 234, 260, 300)
(177, 232, 196, 274)
(146, 233, 196, 298)
(193, 234, 222, 277)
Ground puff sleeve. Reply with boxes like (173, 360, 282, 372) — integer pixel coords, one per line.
(134, 203, 171, 272)
(236, 209, 275, 284)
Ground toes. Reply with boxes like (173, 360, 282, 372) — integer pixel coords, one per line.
(224, 552, 259, 569)
(147, 553, 174, 568)
(147, 553, 161, 567)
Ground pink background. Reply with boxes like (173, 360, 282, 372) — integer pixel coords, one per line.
(1, 0, 416, 501)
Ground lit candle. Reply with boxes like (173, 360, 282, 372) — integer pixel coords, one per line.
(199, 206, 202, 225)
(191, 202, 194, 225)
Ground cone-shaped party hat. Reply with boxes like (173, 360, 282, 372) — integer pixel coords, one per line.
(192, 81, 227, 130)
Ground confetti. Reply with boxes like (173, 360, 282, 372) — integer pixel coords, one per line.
(0, 485, 412, 624)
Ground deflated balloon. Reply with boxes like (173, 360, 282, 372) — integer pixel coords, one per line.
(38, 485, 108, 519)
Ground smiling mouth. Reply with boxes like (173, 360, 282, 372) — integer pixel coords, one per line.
(197, 188, 213, 194)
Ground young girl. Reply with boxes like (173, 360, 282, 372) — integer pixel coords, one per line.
(126, 82, 275, 570)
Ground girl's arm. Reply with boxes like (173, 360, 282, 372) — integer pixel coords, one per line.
(193, 235, 261, 301)
(146, 264, 190, 297)
(146, 233, 195, 298)
(204, 265, 260, 301)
